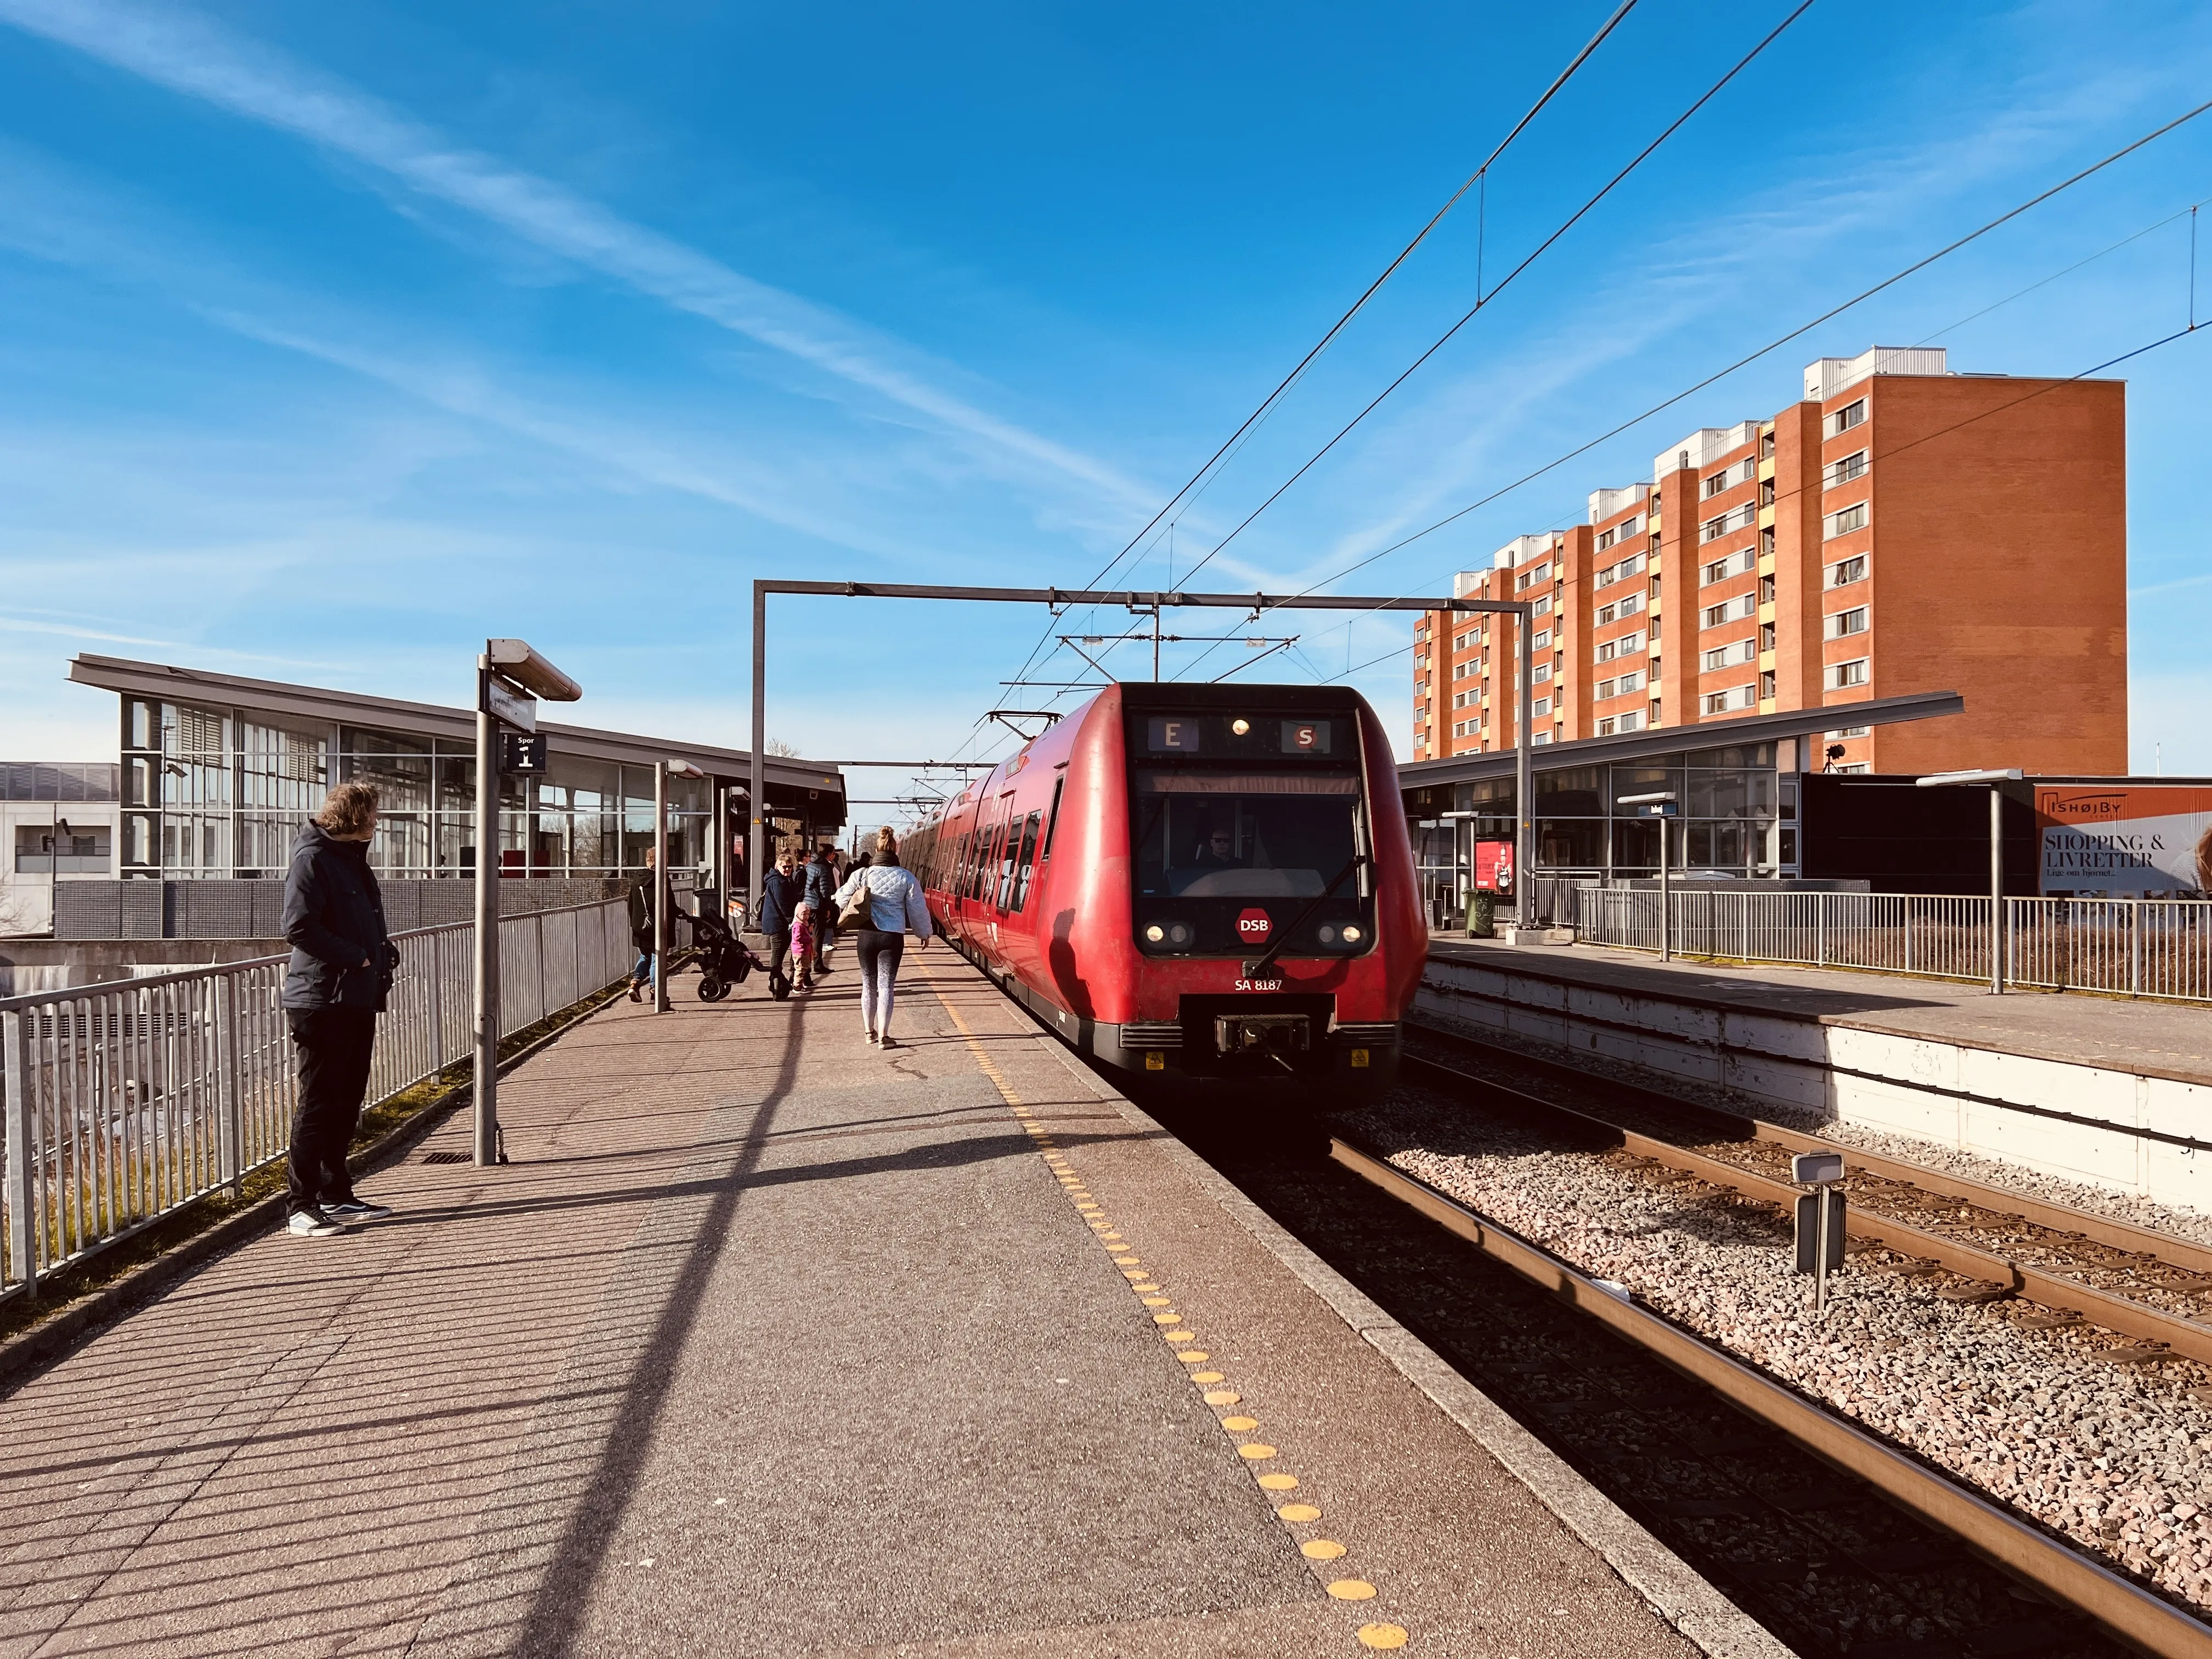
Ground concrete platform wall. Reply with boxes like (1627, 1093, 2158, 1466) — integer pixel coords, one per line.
(1417, 953, 2212, 1211)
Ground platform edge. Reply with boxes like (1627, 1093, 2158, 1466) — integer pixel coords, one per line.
(1029, 1026, 1793, 1659)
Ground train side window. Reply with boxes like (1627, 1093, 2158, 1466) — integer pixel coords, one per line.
(968, 821, 991, 901)
(1040, 777, 1065, 862)
(984, 818, 1007, 902)
(995, 820, 1020, 910)
(966, 820, 989, 901)
(1010, 811, 1043, 911)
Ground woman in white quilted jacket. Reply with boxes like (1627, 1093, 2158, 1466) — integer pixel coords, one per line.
(832, 825, 934, 1048)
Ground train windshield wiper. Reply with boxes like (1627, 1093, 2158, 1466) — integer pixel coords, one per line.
(1244, 853, 1367, 981)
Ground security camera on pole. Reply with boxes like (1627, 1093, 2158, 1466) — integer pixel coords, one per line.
(473, 639, 582, 1167)
(653, 760, 708, 1013)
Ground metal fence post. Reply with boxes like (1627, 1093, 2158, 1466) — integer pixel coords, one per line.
(213, 973, 244, 1197)
(4, 1008, 36, 1298)
(2130, 900, 2142, 998)
(1816, 892, 1827, 968)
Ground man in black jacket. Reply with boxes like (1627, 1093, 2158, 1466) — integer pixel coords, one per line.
(280, 781, 398, 1238)
(625, 845, 676, 1003)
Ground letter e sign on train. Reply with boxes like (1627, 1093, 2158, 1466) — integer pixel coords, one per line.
(1237, 907, 1273, 943)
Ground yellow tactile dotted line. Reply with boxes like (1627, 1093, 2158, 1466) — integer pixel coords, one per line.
(935, 992, 1411, 1652)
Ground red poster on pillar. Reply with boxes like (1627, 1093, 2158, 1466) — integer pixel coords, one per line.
(1475, 840, 1514, 893)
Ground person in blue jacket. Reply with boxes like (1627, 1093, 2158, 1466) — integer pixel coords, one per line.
(279, 781, 399, 1238)
(803, 845, 840, 976)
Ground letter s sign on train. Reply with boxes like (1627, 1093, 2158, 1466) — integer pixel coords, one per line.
(1237, 908, 1273, 942)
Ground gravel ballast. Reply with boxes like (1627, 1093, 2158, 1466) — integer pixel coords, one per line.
(1346, 1089, 2212, 1613)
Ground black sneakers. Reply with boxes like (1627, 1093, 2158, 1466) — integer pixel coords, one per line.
(287, 1207, 349, 1238)
(324, 1199, 394, 1223)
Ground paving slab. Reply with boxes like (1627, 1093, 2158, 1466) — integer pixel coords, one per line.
(0, 945, 1726, 1657)
(1434, 935, 2212, 1085)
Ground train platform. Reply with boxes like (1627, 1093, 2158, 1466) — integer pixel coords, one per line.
(1421, 934, 2212, 1218)
(1428, 935, 2212, 1086)
(0, 950, 1759, 1657)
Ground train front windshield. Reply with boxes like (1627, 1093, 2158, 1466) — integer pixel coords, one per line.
(1133, 775, 1361, 899)
(1127, 709, 1374, 958)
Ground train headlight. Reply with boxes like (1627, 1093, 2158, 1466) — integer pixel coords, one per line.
(1167, 922, 1193, 945)
(1231, 718, 1250, 736)
(1340, 924, 1363, 944)
(1318, 924, 1338, 945)
(1145, 923, 1166, 943)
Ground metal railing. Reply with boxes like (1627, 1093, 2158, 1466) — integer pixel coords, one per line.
(2, 898, 629, 1301)
(1572, 888, 2212, 1005)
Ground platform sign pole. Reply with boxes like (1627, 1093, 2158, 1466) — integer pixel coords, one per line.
(1516, 611, 1533, 928)
(1990, 782, 2006, 996)
(472, 658, 501, 1166)
(1617, 793, 1678, 960)
(471, 639, 582, 1169)
(653, 762, 669, 1013)
(751, 581, 767, 934)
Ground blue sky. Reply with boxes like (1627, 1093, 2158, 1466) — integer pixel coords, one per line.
(2, 0, 2209, 809)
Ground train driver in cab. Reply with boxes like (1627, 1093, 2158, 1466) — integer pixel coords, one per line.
(1193, 825, 1245, 874)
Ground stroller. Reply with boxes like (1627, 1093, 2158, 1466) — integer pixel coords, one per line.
(687, 911, 772, 1002)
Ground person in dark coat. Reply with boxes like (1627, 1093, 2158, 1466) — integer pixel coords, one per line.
(280, 781, 398, 1237)
(625, 845, 676, 1003)
(804, 845, 840, 975)
(758, 849, 804, 989)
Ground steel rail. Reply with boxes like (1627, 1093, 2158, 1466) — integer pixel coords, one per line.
(1329, 1136, 2212, 1659)
(1402, 1053, 2212, 1367)
(1415, 1022, 2212, 1276)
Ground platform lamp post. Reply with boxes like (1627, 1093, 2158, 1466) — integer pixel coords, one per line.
(653, 761, 709, 1013)
(1617, 791, 1678, 961)
(1914, 768, 2023, 995)
(473, 639, 583, 1168)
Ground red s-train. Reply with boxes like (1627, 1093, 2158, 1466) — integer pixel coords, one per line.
(903, 682, 1424, 1090)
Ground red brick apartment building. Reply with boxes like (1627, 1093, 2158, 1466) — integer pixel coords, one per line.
(1411, 348, 2128, 775)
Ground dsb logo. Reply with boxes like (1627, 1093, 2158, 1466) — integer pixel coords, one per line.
(1237, 908, 1273, 941)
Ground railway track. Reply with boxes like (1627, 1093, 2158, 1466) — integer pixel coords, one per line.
(1400, 1029, 2212, 1372)
(1148, 1084, 2155, 1658)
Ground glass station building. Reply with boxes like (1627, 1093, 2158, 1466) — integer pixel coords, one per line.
(1400, 689, 1964, 922)
(68, 655, 845, 891)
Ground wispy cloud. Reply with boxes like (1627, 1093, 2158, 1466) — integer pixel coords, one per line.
(0, 612, 337, 668)
(0, 0, 1153, 514)
(0, 145, 1013, 562)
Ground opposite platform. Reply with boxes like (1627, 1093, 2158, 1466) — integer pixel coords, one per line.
(1430, 935, 2212, 1086)
(0, 947, 1742, 1656)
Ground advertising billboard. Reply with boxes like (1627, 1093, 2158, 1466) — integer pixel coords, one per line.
(2035, 785, 2212, 897)
(1475, 839, 1515, 893)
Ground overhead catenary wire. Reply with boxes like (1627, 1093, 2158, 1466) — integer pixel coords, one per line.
(1213, 95, 2212, 668)
(1167, 0, 1819, 614)
(995, 0, 1645, 697)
